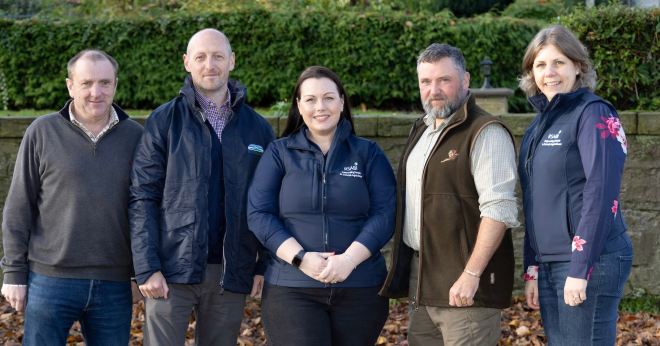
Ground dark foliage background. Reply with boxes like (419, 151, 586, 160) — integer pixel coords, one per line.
(0, 3, 657, 112)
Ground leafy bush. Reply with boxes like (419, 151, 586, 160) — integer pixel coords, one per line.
(0, 0, 41, 16)
(433, 0, 515, 17)
(0, 4, 658, 112)
(502, 0, 562, 21)
(561, 3, 660, 111)
(0, 10, 541, 111)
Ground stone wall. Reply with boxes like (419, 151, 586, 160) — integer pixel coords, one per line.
(0, 112, 658, 295)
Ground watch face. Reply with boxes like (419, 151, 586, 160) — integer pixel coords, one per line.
(292, 256, 302, 268)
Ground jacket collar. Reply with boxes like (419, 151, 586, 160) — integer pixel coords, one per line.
(286, 118, 353, 152)
(179, 75, 248, 121)
(59, 99, 129, 122)
(528, 88, 589, 113)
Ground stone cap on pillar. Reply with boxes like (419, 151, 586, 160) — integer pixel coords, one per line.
(470, 88, 515, 115)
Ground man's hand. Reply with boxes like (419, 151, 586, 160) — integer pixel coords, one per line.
(448, 272, 480, 307)
(1, 286, 27, 311)
(524, 280, 540, 310)
(131, 281, 143, 304)
(318, 254, 354, 284)
(298, 252, 332, 280)
(251, 275, 264, 299)
(139, 271, 169, 299)
(564, 276, 588, 307)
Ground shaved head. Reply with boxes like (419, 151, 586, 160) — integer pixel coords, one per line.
(187, 29, 232, 56)
(183, 28, 235, 102)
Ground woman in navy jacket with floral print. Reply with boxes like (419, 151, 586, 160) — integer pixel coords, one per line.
(247, 66, 396, 346)
(518, 25, 632, 345)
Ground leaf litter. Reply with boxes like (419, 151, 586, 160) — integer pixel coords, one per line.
(0, 296, 657, 345)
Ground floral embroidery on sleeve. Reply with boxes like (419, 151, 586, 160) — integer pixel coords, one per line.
(595, 115, 627, 154)
(572, 236, 586, 252)
(612, 200, 618, 219)
(524, 266, 538, 281)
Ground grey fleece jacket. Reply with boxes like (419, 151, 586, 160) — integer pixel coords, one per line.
(1, 101, 143, 285)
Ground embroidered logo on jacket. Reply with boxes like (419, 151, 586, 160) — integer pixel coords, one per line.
(340, 162, 362, 178)
(441, 150, 459, 162)
(247, 144, 263, 156)
(542, 130, 562, 146)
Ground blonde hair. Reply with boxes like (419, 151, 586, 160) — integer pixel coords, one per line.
(519, 25, 597, 97)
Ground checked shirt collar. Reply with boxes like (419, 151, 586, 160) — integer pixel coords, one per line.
(69, 101, 119, 143)
(194, 86, 231, 142)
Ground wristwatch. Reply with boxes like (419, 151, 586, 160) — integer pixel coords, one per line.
(292, 250, 306, 268)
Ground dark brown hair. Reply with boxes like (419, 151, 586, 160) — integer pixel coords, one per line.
(519, 25, 597, 97)
(281, 66, 355, 137)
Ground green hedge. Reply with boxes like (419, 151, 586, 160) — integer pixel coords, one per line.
(561, 4, 660, 111)
(0, 5, 658, 112)
(0, 10, 541, 111)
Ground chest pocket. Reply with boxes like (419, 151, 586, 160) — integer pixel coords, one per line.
(280, 156, 322, 215)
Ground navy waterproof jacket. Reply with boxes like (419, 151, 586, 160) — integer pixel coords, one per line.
(247, 119, 397, 288)
(129, 76, 275, 294)
(518, 88, 631, 280)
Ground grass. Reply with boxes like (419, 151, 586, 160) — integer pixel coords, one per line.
(619, 293, 660, 314)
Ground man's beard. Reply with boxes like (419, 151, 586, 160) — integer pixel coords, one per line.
(423, 86, 467, 120)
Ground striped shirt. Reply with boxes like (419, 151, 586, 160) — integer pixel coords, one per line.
(403, 114, 519, 251)
(195, 87, 231, 142)
(69, 101, 119, 143)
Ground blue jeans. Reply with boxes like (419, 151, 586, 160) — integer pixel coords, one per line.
(23, 271, 132, 346)
(538, 245, 633, 346)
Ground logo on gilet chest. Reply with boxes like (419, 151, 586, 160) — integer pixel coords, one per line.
(542, 130, 562, 147)
(340, 162, 362, 178)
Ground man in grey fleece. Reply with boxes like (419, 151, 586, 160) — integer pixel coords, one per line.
(0, 49, 144, 346)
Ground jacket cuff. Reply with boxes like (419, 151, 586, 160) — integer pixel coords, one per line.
(3, 271, 28, 285)
(354, 232, 381, 256)
(135, 269, 158, 286)
(133, 258, 161, 279)
(263, 230, 293, 255)
(254, 260, 267, 276)
(568, 261, 593, 280)
(524, 266, 538, 281)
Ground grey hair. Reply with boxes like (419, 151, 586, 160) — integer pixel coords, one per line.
(417, 43, 467, 78)
(187, 28, 232, 55)
(67, 49, 118, 79)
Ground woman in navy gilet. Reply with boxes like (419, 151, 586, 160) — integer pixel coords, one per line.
(518, 25, 633, 345)
(247, 66, 396, 346)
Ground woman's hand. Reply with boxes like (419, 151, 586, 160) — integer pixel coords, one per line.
(318, 254, 355, 284)
(524, 279, 540, 310)
(564, 277, 588, 306)
(298, 252, 333, 280)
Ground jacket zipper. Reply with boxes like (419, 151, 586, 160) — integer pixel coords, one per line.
(321, 131, 341, 288)
(216, 93, 244, 293)
(524, 95, 561, 260)
(61, 114, 123, 156)
(415, 116, 463, 308)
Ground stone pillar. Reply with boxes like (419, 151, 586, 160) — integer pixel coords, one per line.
(471, 88, 514, 115)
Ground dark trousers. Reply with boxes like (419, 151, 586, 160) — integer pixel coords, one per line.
(261, 282, 389, 346)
